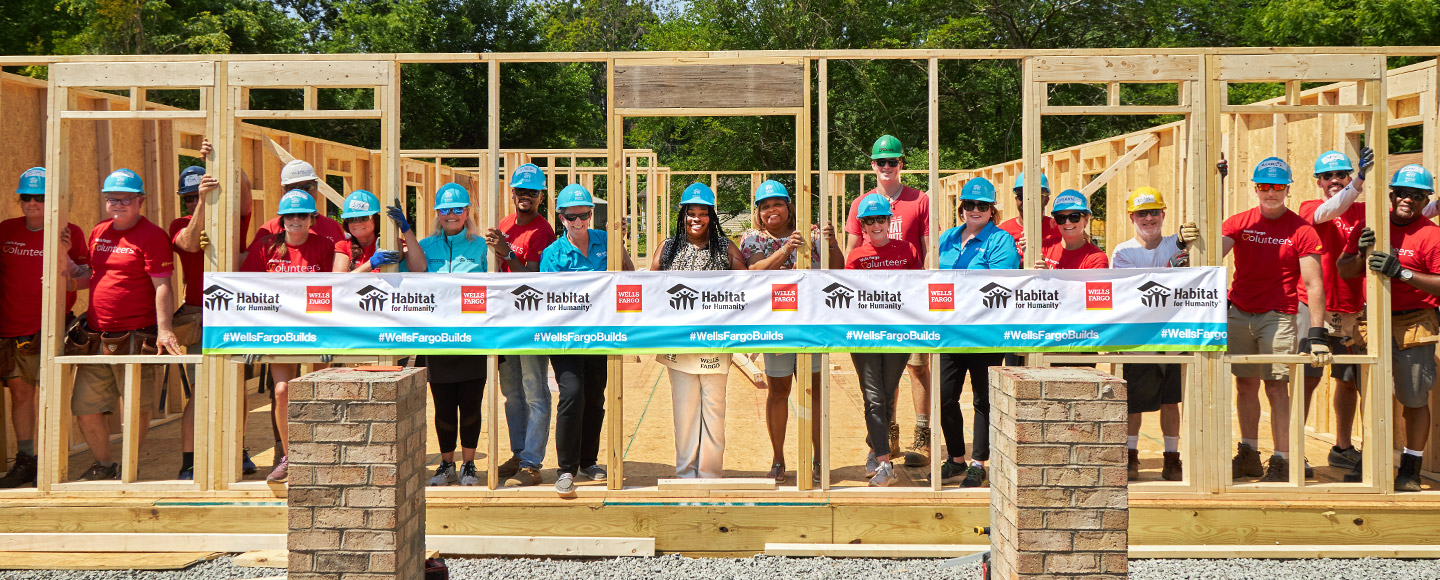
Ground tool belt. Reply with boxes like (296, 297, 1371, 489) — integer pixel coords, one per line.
(1392, 308, 1440, 350)
(172, 304, 203, 347)
(65, 314, 159, 356)
(64, 313, 101, 356)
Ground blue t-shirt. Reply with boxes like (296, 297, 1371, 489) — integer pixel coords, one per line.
(540, 229, 610, 272)
(938, 221, 1020, 270)
(400, 230, 488, 273)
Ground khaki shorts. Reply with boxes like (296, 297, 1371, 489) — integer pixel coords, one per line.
(1227, 306, 1297, 380)
(1, 337, 40, 384)
(907, 352, 929, 367)
(72, 363, 159, 416)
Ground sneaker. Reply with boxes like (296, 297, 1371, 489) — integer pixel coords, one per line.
(1396, 453, 1423, 492)
(1162, 452, 1183, 482)
(459, 462, 480, 486)
(1127, 449, 1141, 481)
(961, 465, 987, 488)
(905, 426, 931, 467)
(514, 466, 542, 486)
(1304, 459, 1314, 479)
(768, 462, 787, 485)
(869, 461, 897, 487)
(0, 453, 38, 488)
(497, 455, 521, 480)
(242, 448, 258, 476)
(266, 456, 289, 483)
(579, 464, 608, 482)
(1343, 461, 1364, 483)
(555, 472, 576, 495)
(940, 460, 967, 484)
(1232, 443, 1263, 479)
(78, 461, 119, 481)
(887, 423, 901, 463)
(177, 466, 194, 481)
(1260, 455, 1289, 482)
(1328, 446, 1362, 470)
(428, 461, 458, 486)
(864, 452, 879, 479)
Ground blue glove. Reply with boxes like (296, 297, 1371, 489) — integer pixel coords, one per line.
(386, 205, 411, 234)
(1357, 146, 1374, 180)
(369, 249, 402, 269)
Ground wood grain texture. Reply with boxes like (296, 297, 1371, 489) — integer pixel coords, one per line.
(614, 64, 803, 109)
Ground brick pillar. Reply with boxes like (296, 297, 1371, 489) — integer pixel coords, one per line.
(988, 366, 1128, 579)
(287, 367, 428, 580)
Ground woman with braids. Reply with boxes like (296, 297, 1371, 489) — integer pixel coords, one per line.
(332, 189, 414, 273)
(238, 190, 345, 482)
(649, 183, 746, 479)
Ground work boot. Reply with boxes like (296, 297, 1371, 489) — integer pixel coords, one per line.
(78, 461, 120, 481)
(1161, 452, 1183, 482)
(1343, 461, 1364, 483)
(1396, 453, 1423, 492)
(904, 426, 931, 467)
(514, 466, 542, 486)
(1328, 445, 1362, 470)
(1304, 459, 1315, 479)
(1127, 449, 1141, 481)
(497, 455, 521, 480)
(1260, 455, 1289, 482)
(0, 453, 38, 488)
(1232, 443, 1263, 479)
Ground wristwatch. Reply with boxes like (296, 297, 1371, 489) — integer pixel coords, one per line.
(1400, 268, 1414, 282)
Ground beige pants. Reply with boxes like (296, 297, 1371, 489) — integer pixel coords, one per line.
(669, 368, 727, 479)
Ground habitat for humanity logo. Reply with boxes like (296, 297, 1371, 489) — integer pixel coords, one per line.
(513, 285, 544, 311)
(356, 285, 388, 312)
(823, 283, 854, 308)
(824, 282, 900, 310)
(1136, 281, 1220, 308)
(204, 284, 279, 312)
(979, 282, 1011, 308)
(358, 285, 437, 313)
(512, 284, 592, 312)
(978, 282, 1059, 309)
(666, 283, 745, 311)
(203, 285, 235, 311)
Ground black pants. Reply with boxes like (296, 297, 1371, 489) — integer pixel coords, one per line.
(552, 354, 607, 474)
(431, 378, 485, 454)
(851, 352, 908, 457)
(940, 353, 1004, 462)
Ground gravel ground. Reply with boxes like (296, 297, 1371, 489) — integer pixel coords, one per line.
(4, 554, 1440, 579)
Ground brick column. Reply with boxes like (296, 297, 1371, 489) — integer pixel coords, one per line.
(287, 367, 428, 580)
(988, 366, 1128, 579)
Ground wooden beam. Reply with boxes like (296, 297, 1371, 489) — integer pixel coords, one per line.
(260, 135, 346, 209)
(614, 107, 804, 117)
(0, 552, 219, 570)
(765, 543, 988, 558)
(613, 63, 804, 109)
(1079, 133, 1160, 196)
(227, 60, 390, 88)
(428, 535, 654, 557)
(1042, 105, 1191, 116)
(817, 57, 831, 491)
(51, 62, 215, 88)
(1030, 55, 1200, 82)
(1215, 54, 1384, 82)
(1129, 545, 1440, 559)
(59, 110, 208, 120)
(0, 533, 653, 557)
(486, 59, 502, 491)
(234, 109, 383, 120)
(656, 478, 778, 491)
(120, 364, 143, 483)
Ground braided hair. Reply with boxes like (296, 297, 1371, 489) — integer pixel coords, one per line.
(343, 214, 381, 265)
(659, 203, 730, 271)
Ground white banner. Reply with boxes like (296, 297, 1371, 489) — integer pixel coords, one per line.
(201, 268, 1227, 354)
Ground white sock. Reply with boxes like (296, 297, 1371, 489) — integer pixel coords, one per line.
(1127, 436, 1139, 450)
(1164, 436, 1181, 454)
(970, 460, 984, 468)
(1242, 438, 1258, 449)
(1404, 448, 1424, 458)
(1274, 451, 1288, 460)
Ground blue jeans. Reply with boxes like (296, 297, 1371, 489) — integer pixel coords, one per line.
(499, 355, 551, 469)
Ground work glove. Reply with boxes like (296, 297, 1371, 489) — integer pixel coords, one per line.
(243, 353, 261, 365)
(1216, 156, 1229, 178)
(1356, 227, 1375, 254)
(1356, 146, 1375, 180)
(199, 231, 211, 251)
(320, 354, 334, 363)
(1307, 326, 1332, 368)
(1178, 222, 1200, 244)
(386, 205, 412, 234)
(369, 249, 403, 269)
(1368, 251, 1402, 278)
(1167, 250, 1189, 268)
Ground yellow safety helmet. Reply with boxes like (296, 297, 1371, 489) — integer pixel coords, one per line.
(1126, 186, 1167, 213)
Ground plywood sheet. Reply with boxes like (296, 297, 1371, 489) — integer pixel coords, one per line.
(614, 64, 803, 109)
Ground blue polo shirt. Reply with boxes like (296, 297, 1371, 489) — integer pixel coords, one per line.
(540, 229, 609, 272)
(400, 230, 488, 273)
(938, 221, 1020, 270)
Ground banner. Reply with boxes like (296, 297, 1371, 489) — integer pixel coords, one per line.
(201, 268, 1227, 354)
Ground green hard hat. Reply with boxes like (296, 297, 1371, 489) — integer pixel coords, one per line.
(871, 135, 903, 159)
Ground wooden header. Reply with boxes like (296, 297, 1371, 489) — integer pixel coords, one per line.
(613, 61, 805, 109)
(51, 62, 215, 88)
(228, 60, 390, 88)
(1030, 55, 1200, 82)
(1216, 54, 1385, 82)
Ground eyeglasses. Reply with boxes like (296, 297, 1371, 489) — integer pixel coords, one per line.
(513, 188, 540, 198)
(105, 196, 139, 206)
(1132, 209, 1163, 218)
(1255, 183, 1287, 192)
(860, 216, 890, 225)
(344, 216, 373, 224)
(437, 207, 466, 215)
(961, 201, 993, 212)
(561, 211, 592, 222)
(181, 195, 199, 205)
(18, 194, 42, 203)
(1392, 187, 1431, 202)
(1316, 171, 1351, 181)
(874, 159, 900, 168)
(1054, 212, 1086, 224)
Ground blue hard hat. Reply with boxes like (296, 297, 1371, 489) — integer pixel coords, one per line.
(680, 182, 717, 207)
(178, 166, 205, 195)
(856, 193, 893, 218)
(435, 183, 472, 210)
(16, 167, 44, 195)
(509, 163, 546, 191)
(1050, 189, 1091, 214)
(1313, 151, 1354, 175)
(960, 177, 997, 204)
(754, 180, 789, 204)
(102, 169, 144, 194)
(276, 190, 318, 215)
(341, 190, 381, 218)
(1391, 164, 1435, 191)
(1014, 172, 1049, 192)
(1252, 157, 1293, 185)
(556, 184, 595, 209)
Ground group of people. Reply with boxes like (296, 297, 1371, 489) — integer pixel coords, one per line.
(0, 134, 1430, 494)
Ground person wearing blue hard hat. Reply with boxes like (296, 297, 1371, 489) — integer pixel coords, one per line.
(255, 158, 347, 252)
(68, 168, 183, 481)
(334, 189, 413, 274)
(0, 167, 89, 488)
(651, 182, 744, 480)
(397, 182, 490, 487)
(736, 179, 841, 485)
(1000, 172, 1059, 257)
(1221, 156, 1329, 483)
(1337, 163, 1439, 491)
(933, 176, 1018, 489)
(1035, 189, 1107, 270)
(540, 183, 634, 495)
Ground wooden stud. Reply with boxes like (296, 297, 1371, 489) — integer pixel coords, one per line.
(1080, 133, 1160, 195)
(795, 57, 814, 491)
(606, 59, 625, 491)
(120, 364, 143, 483)
(486, 60, 502, 491)
(816, 57, 831, 491)
(926, 57, 942, 490)
(37, 82, 72, 489)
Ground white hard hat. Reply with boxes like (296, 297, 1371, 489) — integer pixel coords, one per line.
(280, 159, 319, 186)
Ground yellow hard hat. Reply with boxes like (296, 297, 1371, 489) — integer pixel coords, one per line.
(1126, 186, 1166, 212)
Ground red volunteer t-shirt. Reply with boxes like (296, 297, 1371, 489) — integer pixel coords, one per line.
(335, 237, 378, 268)
(1345, 217, 1440, 311)
(255, 214, 347, 252)
(1223, 207, 1323, 315)
(170, 213, 252, 306)
(241, 234, 342, 273)
(1041, 242, 1109, 270)
(497, 213, 556, 272)
(844, 186, 930, 260)
(999, 216, 1061, 256)
(88, 217, 174, 332)
(1297, 199, 1365, 313)
(845, 239, 920, 270)
(0, 219, 88, 336)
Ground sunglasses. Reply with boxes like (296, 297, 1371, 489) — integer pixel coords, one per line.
(105, 196, 139, 206)
(860, 216, 890, 225)
(1316, 171, 1351, 181)
(344, 216, 373, 224)
(1132, 209, 1163, 218)
(874, 159, 900, 168)
(1392, 187, 1431, 202)
(1255, 183, 1287, 192)
(18, 194, 42, 203)
(281, 213, 311, 221)
(437, 207, 466, 215)
(961, 201, 993, 212)
(513, 188, 540, 198)
(561, 211, 592, 222)
(181, 195, 199, 205)
(1054, 212, 1087, 224)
